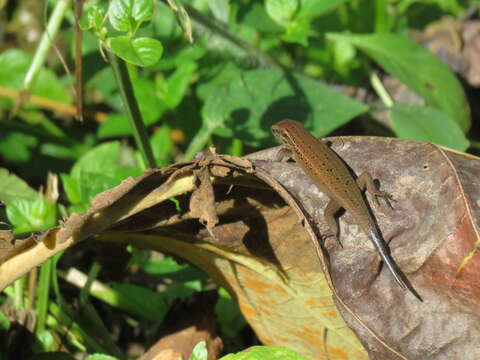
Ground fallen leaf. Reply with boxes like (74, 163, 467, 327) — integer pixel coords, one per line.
(2, 139, 480, 359)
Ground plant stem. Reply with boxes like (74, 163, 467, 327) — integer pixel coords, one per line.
(107, 51, 156, 168)
(36, 259, 53, 334)
(23, 0, 71, 92)
(370, 71, 394, 108)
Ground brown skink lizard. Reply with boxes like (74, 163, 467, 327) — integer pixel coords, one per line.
(271, 119, 416, 296)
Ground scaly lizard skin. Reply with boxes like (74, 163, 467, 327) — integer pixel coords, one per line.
(272, 119, 419, 298)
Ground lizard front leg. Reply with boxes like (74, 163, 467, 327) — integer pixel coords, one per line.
(356, 172, 394, 208)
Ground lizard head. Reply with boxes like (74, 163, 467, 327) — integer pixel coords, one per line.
(271, 119, 304, 146)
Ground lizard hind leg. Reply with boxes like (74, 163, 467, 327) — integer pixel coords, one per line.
(356, 172, 394, 209)
(324, 199, 343, 247)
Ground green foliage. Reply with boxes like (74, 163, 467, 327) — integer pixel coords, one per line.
(85, 355, 119, 360)
(108, 36, 163, 67)
(391, 104, 469, 150)
(0, 49, 71, 106)
(93, 282, 169, 322)
(0, 0, 477, 358)
(61, 142, 141, 213)
(189, 341, 208, 360)
(0, 168, 39, 201)
(215, 288, 247, 342)
(220, 346, 309, 360)
(328, 33, 470, 131)
(6, 197, 57, 234)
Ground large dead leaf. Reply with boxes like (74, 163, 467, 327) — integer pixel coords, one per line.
(1, 138, 480, 360)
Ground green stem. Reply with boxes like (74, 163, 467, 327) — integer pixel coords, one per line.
(23, 0, 71, 92)
(79, 262, 101, 305)
(36, 258, 53, 334)
(370, 71, 394, 108)
(107, 51, 156, 168)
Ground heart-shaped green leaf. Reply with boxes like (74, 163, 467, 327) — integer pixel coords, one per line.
(108, 36, 163, 67)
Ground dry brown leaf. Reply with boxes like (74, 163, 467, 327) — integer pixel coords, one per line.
(2, 138, 480, 359)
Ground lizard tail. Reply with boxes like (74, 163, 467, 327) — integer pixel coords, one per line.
(369, 229, 408, 290)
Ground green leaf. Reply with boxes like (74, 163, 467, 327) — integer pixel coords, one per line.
(390, 104, 469, 151)
(238, 2, 283, 32)
(186, 64, 368, 159)
(85, 355, 119, 360)
(81, 4, 106, 33)
(108, 0, 153, 34)
(328, 33, 470, 131)
(189, 341, 208, 360)
(98, 77, 165, 138)
(35, 329, 55, 352)
(282, 18, 310, 46)
(197, 65, 368, 147)
(6, 197, 57, 234)
(0, 168, 38, 202)
(94, 283, 169, 322)
(108, 36, 163, 67)
(266, 0, 299, 24)
(0, 309, 10, 330)
(151, 125, 173, 167)
(63, 142, 141, 210)
(60, 174, 82, 205)
(0, 132, 37, 163)
(297, 0, 347, 19)
(0, 49, 71, 106)
(208, 0, 230, 22)
(71, 142, 139, 180)
(163, 61, 197, 109)
(215, 288, 247, 340)
(220, 346, 309, 360)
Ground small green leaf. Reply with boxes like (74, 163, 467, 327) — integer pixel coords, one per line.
(297, 0, 347, 20)
(208, 0, 230, 22)
(63, 142, 141, 211)
(0, 310, 10, 330)
(82, 5, 106, 31)
(189, 341, 208, 360)
(220, 346, 309, 360)
(108, 0, 153, 34)
(151, 125, 173, 166)
(6, 197, 57, 234)
(328, 33, 470, 131)
(108, 36, 163, 67)
(215, 288, 247, 340)
(98, 77, 166, 138)
(35, 329, 55, 352)
(60, 174, 81, 205)
(163, 61, 197, 109)
(85, 355, 120, 360)
(0, 168, 38, 202)
(0, 50, 71, 106)
(0, 133, 37, 163)
(71, 142, 139, 180)
(93, 283, 169, 322)
(282, 18, 310, 46)
(390, 104, 469, 151)
(266, 0, 299, 24)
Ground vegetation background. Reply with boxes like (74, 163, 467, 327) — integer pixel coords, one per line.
(0, 0, 479, 359)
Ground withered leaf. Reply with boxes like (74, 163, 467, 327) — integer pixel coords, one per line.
(1, 139, 480, 360)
